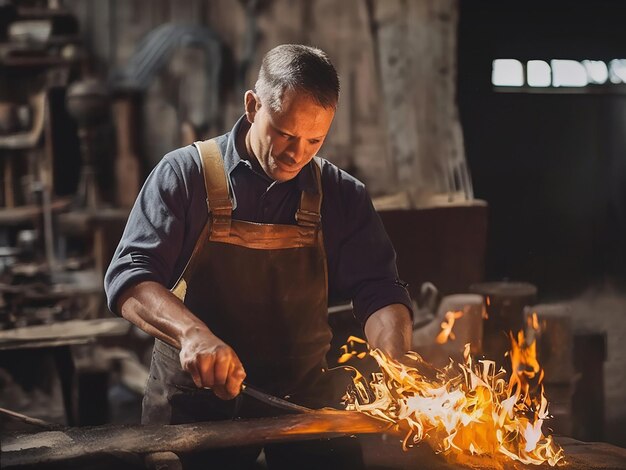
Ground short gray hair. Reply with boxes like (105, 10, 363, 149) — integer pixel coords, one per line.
(254, 44, 340, 112)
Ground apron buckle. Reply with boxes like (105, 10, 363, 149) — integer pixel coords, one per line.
(296, 209, 321, 227)
(209, 201, 232, 237)
(210, 214, 232, 236)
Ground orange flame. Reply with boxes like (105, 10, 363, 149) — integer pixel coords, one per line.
(341, 331, 564, 466)
(435, 310, 464, 344)
(337, 336, 369, 364)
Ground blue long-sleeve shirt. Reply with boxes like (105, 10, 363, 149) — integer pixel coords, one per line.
(104, 116, 412, 328)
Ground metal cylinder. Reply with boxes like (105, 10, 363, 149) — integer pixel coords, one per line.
(469, 281, 537, 367)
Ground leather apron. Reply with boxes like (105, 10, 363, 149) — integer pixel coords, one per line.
(142, 139, 333, 425)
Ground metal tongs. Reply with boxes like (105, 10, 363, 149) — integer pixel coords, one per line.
(174, 382, 314, 414)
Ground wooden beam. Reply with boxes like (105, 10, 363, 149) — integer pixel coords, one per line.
(1, 411, 392, 467)
(4, 412, 626, 469)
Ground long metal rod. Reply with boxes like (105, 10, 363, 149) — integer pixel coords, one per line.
(1, 411, 393, 468)
(0, 407, 60, 431)
(240, 383, 315, 414)
(173, 382, 316, 414)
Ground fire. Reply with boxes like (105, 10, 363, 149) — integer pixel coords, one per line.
(340, 332, 565, 466)
(435, 310, 464, 344)
(531, 312, 540, 330)
(337, 336, 369, 363)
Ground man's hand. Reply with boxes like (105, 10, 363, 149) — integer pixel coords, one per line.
(179, 328, 246, 400)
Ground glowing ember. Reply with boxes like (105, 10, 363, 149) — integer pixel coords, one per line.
(340, 332, 565, 466)
(337, 336, 369, 363)
(531, 312, 540, 331)
(435, 310, 464, 344)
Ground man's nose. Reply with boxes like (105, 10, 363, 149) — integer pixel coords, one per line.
(286, 138, 306, 163)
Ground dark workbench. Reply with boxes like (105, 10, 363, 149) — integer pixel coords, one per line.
(2, 413, 625, 469)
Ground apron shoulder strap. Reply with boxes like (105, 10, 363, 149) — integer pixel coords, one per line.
(194, 139, 232, 236)
(296, 157, 323, 228)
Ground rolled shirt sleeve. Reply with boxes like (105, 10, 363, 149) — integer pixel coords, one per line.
(322, 164, 414, 328)
(104, 155, 191, 314)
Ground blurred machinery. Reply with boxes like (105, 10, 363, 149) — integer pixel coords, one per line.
(0, 0, 91, 330)
(0, 2, 231, 432)
(0, 1, 144, 430)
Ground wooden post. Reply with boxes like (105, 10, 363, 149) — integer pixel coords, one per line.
(113, 95, 141, 208)
(370, 0, 469, 206)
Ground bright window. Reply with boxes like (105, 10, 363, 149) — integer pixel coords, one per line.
(582, 60, 609, 84)
(527, 60, 551, 87)
(492, 59, 524, 86)
(551, 60, 588, 87)
(492, 58, 626, 91)
(609, 59, 626, 84)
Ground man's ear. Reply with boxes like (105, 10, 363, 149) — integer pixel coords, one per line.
(244, 91, 260, 123)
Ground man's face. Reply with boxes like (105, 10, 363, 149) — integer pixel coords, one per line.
(245, 89, 335, 182)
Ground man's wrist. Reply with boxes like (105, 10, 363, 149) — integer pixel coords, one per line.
(179, 322, 214, 348)
(364, 304, 412, 358)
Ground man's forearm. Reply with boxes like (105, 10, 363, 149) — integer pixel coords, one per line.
(117, 280, 246, 398)
(117, 280, 212, 349)
(364, 303, 412, 359)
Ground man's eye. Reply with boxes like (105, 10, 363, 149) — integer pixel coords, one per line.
(309, 139, 320, 145)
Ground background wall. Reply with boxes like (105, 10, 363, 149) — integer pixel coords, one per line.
(64, 0, 467, 200)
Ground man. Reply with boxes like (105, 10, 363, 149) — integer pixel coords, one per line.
(105, 44, 412, 469)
